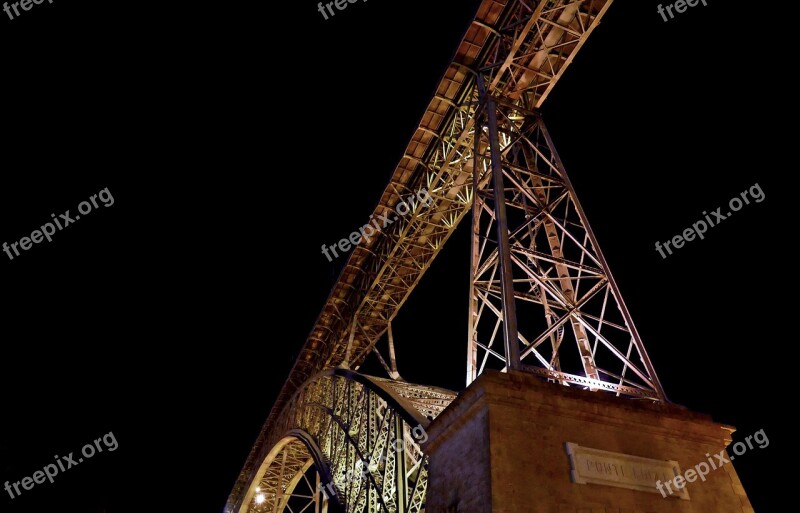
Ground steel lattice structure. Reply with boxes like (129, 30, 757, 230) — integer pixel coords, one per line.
(468, 98, 666, 400)
(227, 1, 670, 511)
(236, 370, 455, 513)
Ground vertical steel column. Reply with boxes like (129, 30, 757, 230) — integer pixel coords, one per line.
(394, 414, 407, 513)
(467, 99, 482, 385)
(387, 323, 401, 380)
(478, 78, 521, 372)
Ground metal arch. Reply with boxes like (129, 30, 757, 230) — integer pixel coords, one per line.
(229, 370, 457, 513)
(239, 435, 328, 513)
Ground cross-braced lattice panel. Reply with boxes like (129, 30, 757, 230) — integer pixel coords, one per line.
(469, 107, 665, 401)
(294, 375, 431, 513)
(242, 372, 451, 513)
(480, 0, 612, 109)
(246, 440, 329, 513)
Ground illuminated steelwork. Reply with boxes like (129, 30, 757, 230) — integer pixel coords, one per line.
(232, 370, 455, 513)
(228, 1, 671, 511)
(469, 96, 666, 400)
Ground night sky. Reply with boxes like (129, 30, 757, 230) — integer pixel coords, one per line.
(0, 0, 786, 511)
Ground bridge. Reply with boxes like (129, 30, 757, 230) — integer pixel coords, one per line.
(225, 1, 672, 511)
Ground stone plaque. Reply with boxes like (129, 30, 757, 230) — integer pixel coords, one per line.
(565, 443, 689, 500)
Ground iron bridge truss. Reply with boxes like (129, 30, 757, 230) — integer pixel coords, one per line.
(227, 0, 670, 511)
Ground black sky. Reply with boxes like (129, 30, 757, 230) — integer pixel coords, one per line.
(0, 0, 789, 511)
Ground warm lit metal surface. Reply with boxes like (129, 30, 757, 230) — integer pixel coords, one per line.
(469, 105, 666, 400)
(231, 370, 456, 513)
(227, 1, 651, 511)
